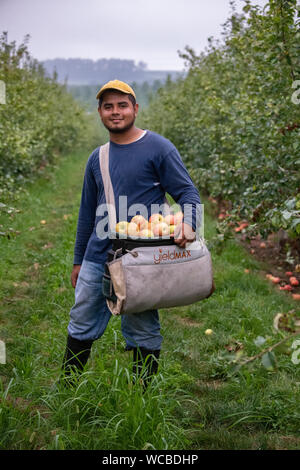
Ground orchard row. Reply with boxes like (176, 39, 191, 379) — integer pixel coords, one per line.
(0, 33, 97, 200)
(141, 1, 300, 244)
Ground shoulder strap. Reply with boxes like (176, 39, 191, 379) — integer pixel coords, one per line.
(99, 143, 117, 233)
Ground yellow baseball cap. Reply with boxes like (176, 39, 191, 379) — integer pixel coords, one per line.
(96, 79, 136, 100)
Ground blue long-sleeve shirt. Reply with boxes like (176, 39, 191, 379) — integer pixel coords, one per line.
(73, 130, 201, 265)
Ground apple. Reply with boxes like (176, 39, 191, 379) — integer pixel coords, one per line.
(235, 223, 249, 233)
(205, 329, 213, 335)
(149, 213, 164, 225)
(115, 221, 129, 235)
(169, 224, 175, 235)
(164, 214, 175, 225)
(174, 211, 183, 225)
(148, 222, 156, 234)
(266, 274, 280, 284)
(279, 284, 292, 291)
(138, 229, 154, 238)
(218, 212, 230, 219)
(131, 215, 148, 231)
(289, 277, 299, 286)
(153, 222, 170, 237)
(127, 222, 139, 238)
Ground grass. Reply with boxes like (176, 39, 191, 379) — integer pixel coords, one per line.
(0, 149, 300, 450)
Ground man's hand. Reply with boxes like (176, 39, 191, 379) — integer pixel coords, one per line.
(71, 264, 81, 288)
(174, 223, 196, 248)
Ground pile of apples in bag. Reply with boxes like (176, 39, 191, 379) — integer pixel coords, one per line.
(115, 212, 184, 238)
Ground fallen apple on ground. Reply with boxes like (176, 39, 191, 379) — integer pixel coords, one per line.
(235, 222, 249, 233)
(205, 329, 213, 335)
(266, 274, 280, 284)
(218, 212, 230, 219)
(289, 277, 299, 286)
(279, 284, 293, 291)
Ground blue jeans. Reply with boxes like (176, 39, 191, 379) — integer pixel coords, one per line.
(67, 259, 163, 350)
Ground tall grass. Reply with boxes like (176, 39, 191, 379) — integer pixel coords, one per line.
(0, 150, 300, 450)
(0, 150, 195, 450)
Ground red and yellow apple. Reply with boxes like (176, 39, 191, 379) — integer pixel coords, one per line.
(290, 277, 299, 286)
(164, 214, 175, 225)
(127, 222, 139, 238)
(149, 213, 164, 225)
(115, 221, 129, 235)
(138, 229, 154, 238)
(153, 222, 170, 237)
(131, 215, 148, 231)
(279, 284, 292, 291)
(174, 211, 183, 225)
(169, 224, 175, 235)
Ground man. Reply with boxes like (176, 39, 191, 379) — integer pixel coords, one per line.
(62, 80, 201, 387)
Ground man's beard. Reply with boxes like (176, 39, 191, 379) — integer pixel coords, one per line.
(103, 116, 135, 134)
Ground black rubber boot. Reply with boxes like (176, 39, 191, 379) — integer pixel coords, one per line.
(133, 347, 160, 390)
(61, 335, 93, 386)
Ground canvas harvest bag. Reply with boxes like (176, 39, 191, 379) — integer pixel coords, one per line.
(99, 142, 214, 316)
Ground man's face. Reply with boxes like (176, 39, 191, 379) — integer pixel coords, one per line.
(98, 91, 138, 134)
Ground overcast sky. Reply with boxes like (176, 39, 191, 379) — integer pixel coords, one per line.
(1, 0, 269, 70)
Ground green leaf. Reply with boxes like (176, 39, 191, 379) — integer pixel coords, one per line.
(285, 199, 296, 210)
(291, 218, 300, 229)
(254, 336, 266, 347)
(281, 210, 292, 221)
(261, 352, 276, 371)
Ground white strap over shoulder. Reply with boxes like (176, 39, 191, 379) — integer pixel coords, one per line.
(99, 143, 117, 233)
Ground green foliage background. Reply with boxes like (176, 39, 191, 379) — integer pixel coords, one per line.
(68, 80, 164, 112)
(141, 0, 300, 240)
(0, 33, 100, 200)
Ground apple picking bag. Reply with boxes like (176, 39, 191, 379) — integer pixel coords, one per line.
(99, 142, 214, 316)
